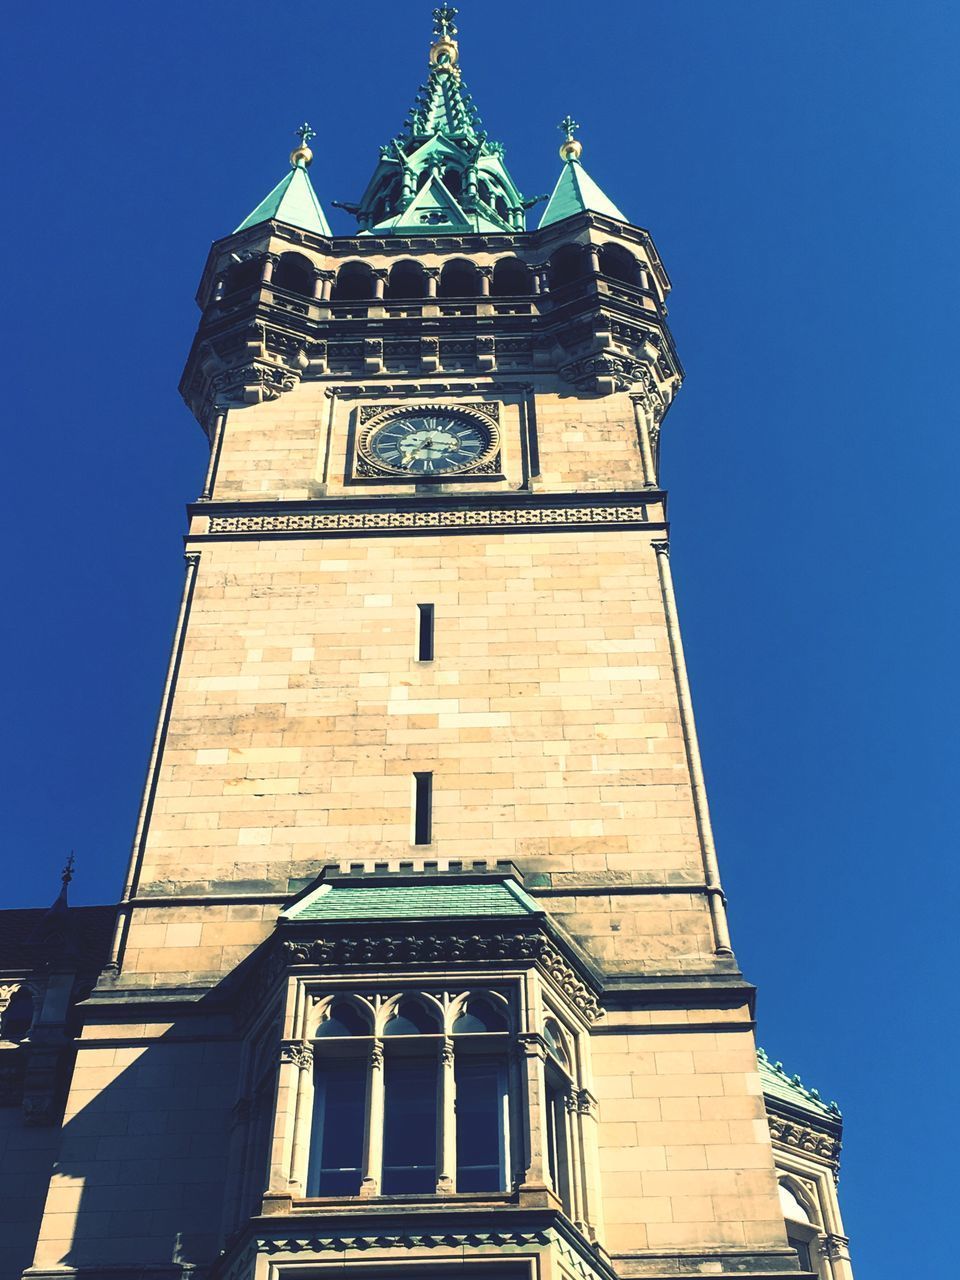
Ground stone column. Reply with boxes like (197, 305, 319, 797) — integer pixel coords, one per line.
(516, 1033, 553, 1202)
(260, 253, 278, 285)
(652, 540, 733, 955)
(631, 395, 659, 489)
(373, 269, 389, 301)
(584, 242, 602, 276)
(573, 1087, 603, 1242)
(478, 265, 493, 297)
(537, 267, 551, 295)
(360, 1041, 384, 1197)
(425, 268, 440, 298)
(288, 1043, 315, 1195)
(199, 408, 228, 501)
(437, 1039, 456, 1193)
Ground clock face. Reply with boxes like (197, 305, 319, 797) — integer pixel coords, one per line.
(363, 411, 493, 477)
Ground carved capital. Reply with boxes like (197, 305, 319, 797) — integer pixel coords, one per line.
(279, 1041, 313, 1071)
(651, 540, 670, 557)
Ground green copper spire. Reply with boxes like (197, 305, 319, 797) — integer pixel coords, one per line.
(539, 117, 628, 229)
(348, 7, 534, 235)
(235, 124, 333, 237)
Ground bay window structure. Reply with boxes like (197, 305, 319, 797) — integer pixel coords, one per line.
(306, 990, 512, 1198)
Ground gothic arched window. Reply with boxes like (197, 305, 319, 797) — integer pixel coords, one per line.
(273, 252, 315, 297)
(332, 261, 376, 301)
(439, 259, 480, 298)
(599, 242, 643, 288)
(386, 260, 428, 299)
(779, 1178, 820, 1272)
(307, 988, 512, 1198)
(548, 243, 588, 291)
(492, 257, 533, 297)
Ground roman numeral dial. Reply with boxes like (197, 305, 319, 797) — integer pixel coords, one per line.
(361, 410, 496, 477)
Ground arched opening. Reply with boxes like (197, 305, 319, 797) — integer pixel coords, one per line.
(543, 1017, 571, 1069)
(315, 1000, 372, 1038)
(548, 243, 589, 291)
(443, 168, 463, 198)
(417, 169, 432, 192)
(439, 258, 480, 298)
(386, 260, 428, 300)
(453, 997, 508, 1034)
(222, 257, 261, 298)
(492, 257, 533, 297)
(273, 252, 314, 296)
(599, 242, 643, 287)
(383, 999, 441, 1036)
(477, 179, 492, 206)
(495, 194, 509, 220)
(1, 987, 34, 1042)
(332, 261, 376, 301)
(779, 1180, 817, 1272)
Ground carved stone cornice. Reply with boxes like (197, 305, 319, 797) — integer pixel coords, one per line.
(767, 1110, 842, 1169)
(278, 923, 603, 1025)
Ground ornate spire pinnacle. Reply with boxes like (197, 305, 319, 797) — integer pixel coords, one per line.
(348, 5, 528, 235)
(433, 4, 459, 39)
(290, 122, 316, 170)
(61, 852, 75, 893)
(559, 115, 583, 162)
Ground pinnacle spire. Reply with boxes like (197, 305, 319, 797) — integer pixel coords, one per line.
(234, 123, 333, 237)
(349, 7, 529, 235)
(539, 116, 628, 228)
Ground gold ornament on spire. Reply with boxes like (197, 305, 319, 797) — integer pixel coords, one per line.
(559, 114, 583, 162)
(290, 122, 316, 169)
(429, 4, 460, 74)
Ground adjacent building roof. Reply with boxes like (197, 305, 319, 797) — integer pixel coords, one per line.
(282, 877, 540, 923)
(0, 905, 116, 972)
(758, 1047, 841, 1120)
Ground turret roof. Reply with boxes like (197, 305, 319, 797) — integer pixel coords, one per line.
(235, 126, 332, 237)
(539, 155, 627, 229)
(758, 1048, 841, 1121)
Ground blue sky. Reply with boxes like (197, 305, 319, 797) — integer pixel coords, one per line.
(2, 1, 957, 1270)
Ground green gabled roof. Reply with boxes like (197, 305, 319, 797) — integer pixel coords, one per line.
(282, 877, 540, 923)
(235, 161, 332, 237)
(364, 170, 508, 237)
(539, 157, 627, 229)
(758, 1048, 841, 1121)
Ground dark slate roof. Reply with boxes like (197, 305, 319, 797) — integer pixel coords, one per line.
(758, 1047, 841, 1121)
(282, 878, 539, 923)
(0, 905, 116, 973)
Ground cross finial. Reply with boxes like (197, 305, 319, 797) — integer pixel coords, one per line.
(433, 5, 459, 39)
(295, 122, 316, 148)
(558, 116, 583, 162)
(61, 852, 75, 890)
(560, 115, 581, 142)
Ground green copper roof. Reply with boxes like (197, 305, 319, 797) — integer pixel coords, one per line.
(539, 157, 627, 229)
(282, 878, 540, 923)
(758, 1048, 841, 1120)
(349, 8, 532, 236)
(235, 160, 332, 237)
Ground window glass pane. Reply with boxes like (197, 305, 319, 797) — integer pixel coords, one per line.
(316, 1001, 370, 1037)
(453, 998, 508, 1034)
(382, 1058, 438, 1193)
(455, 1058, 506, 1191)
(788, 1236, 813, 1270)
(383, 1000, 440, 1036)
(308, 1060, 365, 1196)
(544, 1080, 560, 1190)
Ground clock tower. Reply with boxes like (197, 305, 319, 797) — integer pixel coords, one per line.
(18, 9, 853, 1280)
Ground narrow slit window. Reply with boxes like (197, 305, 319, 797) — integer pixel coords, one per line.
(417, 603, 435, 661)
(414, 772, 433, 845)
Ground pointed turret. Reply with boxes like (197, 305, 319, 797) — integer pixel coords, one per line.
(348, 7, 533, 235)
(235, 124, 333, 237)
(539, 117, 628, 229)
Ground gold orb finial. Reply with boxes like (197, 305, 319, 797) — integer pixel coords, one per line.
(430, 5, 460, 74)
(559, 115, 583, 162)
(290, 122, 316, 169)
